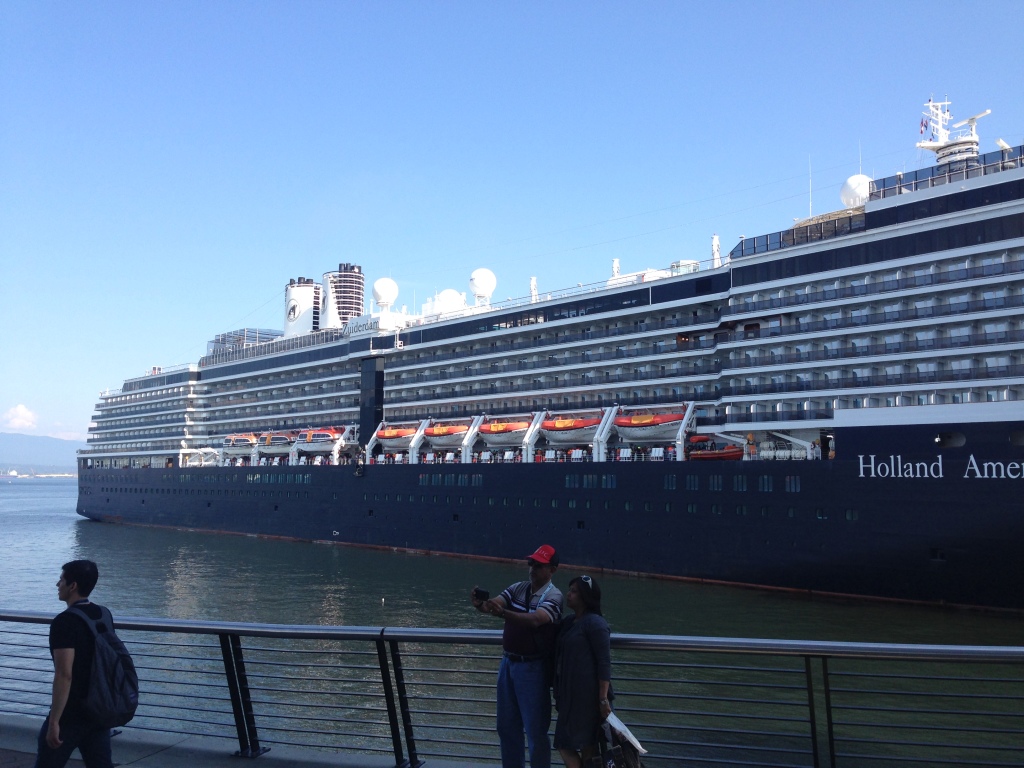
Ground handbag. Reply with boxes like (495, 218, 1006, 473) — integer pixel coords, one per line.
(584, 721, 643, 768)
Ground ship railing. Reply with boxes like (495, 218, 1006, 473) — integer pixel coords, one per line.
(722, 257, 1024, 320)
(724, 328, 1024, 371)
(2, 612, 1022, 768)
(870, 142, 1023, 201)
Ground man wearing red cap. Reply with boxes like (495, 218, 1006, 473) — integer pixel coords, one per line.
(472, 544, 563, 768)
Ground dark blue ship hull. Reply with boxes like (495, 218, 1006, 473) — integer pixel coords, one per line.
(76, 420, 1024, 610)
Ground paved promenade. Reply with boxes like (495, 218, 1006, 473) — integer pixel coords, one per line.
(0, 714, 467, 768)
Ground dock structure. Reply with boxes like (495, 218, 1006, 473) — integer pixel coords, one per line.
(2, 611, 1023, 767)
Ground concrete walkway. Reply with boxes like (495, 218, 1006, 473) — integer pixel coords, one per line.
(0, 714, 469, 767)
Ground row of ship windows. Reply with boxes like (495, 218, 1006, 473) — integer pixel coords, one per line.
(101, 487, 310, 499)
(363, 493, 850, 519)
(411, 473, 801, 492)
(91, 473, 313, 485)
(95, 483, 851, 520)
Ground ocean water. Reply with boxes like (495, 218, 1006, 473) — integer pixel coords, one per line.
(3, 477, 1023, 646)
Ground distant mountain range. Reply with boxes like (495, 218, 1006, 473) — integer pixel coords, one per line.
(0, 432, 88, 475)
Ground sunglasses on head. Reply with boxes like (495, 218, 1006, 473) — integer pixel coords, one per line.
(580, 575, 593, 587)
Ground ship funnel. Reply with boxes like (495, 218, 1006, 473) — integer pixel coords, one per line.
(321, 263, 365, 329)
(283, 277, 321, 338)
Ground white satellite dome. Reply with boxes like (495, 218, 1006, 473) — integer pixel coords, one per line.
(469, 268, 497, 304)
(372, 277, 399, 310)
(433, 288, 465, 313)
(840, 174, 872, 208)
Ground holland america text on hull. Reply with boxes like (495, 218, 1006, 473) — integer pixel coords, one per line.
(78, 99, 1024, 610)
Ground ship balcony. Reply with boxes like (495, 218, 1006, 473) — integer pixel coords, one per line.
(391, 345, 719, 388)
(386, 314, 722, 370)
(718, 292, 1024, 348)
(723, 329, 1024, 372)
(723, 257, 1024, 321)
(717, 363, 1023, 400)
(88, 416, 189, 432)
(208, 373, 359, 397)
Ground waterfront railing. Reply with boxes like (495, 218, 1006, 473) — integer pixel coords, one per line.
(1, 611, 1022, 767)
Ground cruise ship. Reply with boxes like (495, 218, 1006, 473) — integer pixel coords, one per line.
(77, 100, 1024, 610)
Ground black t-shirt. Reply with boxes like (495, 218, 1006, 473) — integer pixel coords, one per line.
(49, 602, 104, 720)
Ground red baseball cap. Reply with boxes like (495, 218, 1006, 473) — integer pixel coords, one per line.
(527, 544, 557, 564)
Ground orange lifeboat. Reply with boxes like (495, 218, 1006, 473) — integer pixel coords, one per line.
(685, 435, 744, 461)
(377, 425, 418, 451)
(539, 416, 602, 446)
(222, 433, 258, 452)
(424, 423, 470, 448)
(479, 420, 532, 447)
(256, 432, 297, 454)
(613, 412, 686, 442)
(297, 427, 346, 444)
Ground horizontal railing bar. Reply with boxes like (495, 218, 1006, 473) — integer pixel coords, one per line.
(5, 609, 1024, 661)
(837, 735, 1020, 751)
(251, 711, 391, 727)
(257, 736, 394, 754)
(836, 719, 1024, 735)
(830, 670, 1024, 683)
(250, 699, 389, 714)
(833, 704, 1023, 716)
(829, 687, 1024, 700)
(249, 692, 385, 704)
(836, 751, 1020, 767)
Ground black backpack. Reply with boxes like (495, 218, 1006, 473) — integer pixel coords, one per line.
(67, 605, 139, 728)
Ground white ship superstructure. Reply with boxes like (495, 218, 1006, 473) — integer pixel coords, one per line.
(83, 101, 1024, 470)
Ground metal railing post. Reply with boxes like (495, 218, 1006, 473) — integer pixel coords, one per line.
(803, 656, 821, 768)
(821, 656, 836, 768)
(218, 633, 268, 758)
(389, 639, 423, 768)
(375, 633, 409, 768)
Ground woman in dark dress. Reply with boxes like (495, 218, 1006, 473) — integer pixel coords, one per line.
(553, 575, 612, 768)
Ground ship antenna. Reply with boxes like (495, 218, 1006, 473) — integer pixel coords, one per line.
(808, 156, 812, 219)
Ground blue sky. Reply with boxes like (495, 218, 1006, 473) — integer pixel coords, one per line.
(1, 1, 1022, 441)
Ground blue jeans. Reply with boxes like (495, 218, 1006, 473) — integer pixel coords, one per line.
(35, 715, 112, 768)
(496, 655, 551, 768)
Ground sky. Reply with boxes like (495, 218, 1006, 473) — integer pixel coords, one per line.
(1, 1, 1022, 441)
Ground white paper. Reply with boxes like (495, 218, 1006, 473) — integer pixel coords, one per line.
(606, 712, 647, 755)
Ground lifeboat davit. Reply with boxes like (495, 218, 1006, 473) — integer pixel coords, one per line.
(613, 412, 686, 442)
(424, 424, 470, 448)
(478, 420, 532, 447)
(377, 426, 418, 451)
(539, 417, 602, 446)
(685, 435, 744, 461)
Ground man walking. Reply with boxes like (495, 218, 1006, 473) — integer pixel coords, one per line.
(36, 560, 114, 768)
(472, 544, 563, 768)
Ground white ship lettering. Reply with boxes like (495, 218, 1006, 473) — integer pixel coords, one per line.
(858, 455, 943, 478)
(963, 455, 1024, 479)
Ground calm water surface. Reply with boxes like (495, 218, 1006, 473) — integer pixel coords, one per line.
(3, 477, 1023, 645)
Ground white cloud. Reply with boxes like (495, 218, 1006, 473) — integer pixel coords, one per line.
(3, 404, 37, 431)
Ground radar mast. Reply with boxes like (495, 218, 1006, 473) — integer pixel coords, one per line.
(915, 98, 990, 167)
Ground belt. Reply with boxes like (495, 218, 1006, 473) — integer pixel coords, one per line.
(503, 651, 544, 663)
